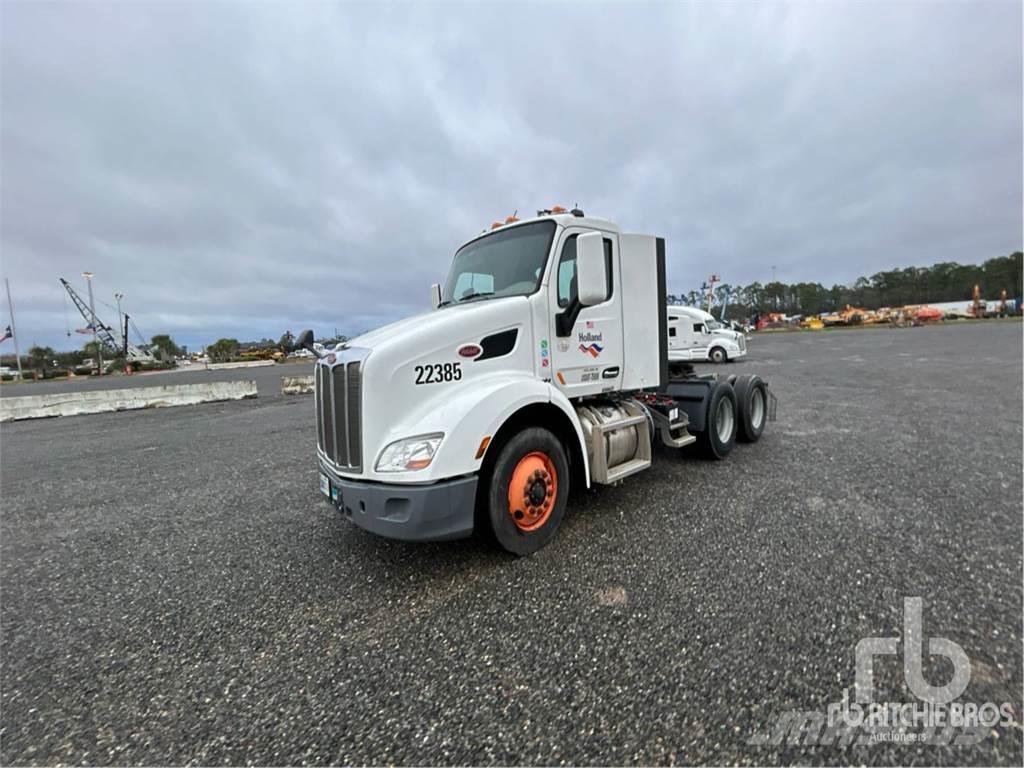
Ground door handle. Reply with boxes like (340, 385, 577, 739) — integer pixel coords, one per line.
(601, 366, 620, 379)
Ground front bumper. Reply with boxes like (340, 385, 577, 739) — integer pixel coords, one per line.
(319, 462, 477, 542)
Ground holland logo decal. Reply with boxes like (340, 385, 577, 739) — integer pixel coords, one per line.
(578, 343, 603, 358)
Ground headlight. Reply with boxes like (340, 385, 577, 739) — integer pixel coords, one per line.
(375, 433, 444, 473)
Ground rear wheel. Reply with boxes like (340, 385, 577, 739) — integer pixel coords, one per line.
(734, 374, 767, 443)
(709, 346, 727, 363)
(486, 427, 569, 556)
(696, 381, 737, 459)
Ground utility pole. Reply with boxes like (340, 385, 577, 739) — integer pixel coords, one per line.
(771, 265, 777, 283)
(705, 274, 720, 312)
(4, 277, 24, 380)
(82, 272, 102, 375)
(114, 292, 124, 347)
(123, 313, 131, 372)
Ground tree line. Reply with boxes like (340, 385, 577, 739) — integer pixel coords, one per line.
(669, 251, 1022, 319)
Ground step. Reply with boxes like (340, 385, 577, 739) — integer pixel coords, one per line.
(604, 457, 652, 484)
(592, 413, 647, 433)
(660, 428, 696, 449)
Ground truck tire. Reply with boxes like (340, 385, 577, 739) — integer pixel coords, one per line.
(734, 374, 767, 443)
(486, 427, 570, 556)
(696, 381, 737, 459)
(709, 346, 727, 363)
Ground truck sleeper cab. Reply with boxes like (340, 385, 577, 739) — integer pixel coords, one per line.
(304, 208, 773, 555)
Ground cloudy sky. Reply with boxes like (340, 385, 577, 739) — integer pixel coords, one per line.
(2, 1, 1021, 351)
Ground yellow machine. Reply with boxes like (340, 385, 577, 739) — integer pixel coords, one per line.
(822, 305, 870, 326)
(240, 347, 285, 361)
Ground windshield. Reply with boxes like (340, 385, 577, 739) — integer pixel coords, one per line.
(705, 319, 723, 331)
(441, 220, 556, 306)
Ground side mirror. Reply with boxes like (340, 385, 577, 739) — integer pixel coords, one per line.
(430, 282, 442, 310)
(575, 232, 607, 306)
(295, 329, 321, 357)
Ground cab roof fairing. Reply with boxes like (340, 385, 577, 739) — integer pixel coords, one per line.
(458, 213, 622, 252)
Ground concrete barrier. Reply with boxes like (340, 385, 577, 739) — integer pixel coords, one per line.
(281, 375, 315, 395)
(207, 359, 276, 370)
(0, 380, 258, 423)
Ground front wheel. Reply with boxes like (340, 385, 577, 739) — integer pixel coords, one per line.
(486, 427, 569, 556)
(709, 346, 727, 363)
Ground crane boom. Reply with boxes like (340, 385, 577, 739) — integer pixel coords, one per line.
(59, 278, 154, 362)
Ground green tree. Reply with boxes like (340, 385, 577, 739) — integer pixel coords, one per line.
(150, 334, 182, 359)
(27, 346, 57, 373)
(207, 338, 240, 362)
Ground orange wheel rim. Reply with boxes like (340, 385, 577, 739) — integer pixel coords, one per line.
(507, 451, 557, 532)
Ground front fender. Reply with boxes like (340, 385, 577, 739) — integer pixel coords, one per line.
(366, 373, 589, 487)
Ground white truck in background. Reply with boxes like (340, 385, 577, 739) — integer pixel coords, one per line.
(667, 305, 748, 363)
(297, 207, 774, 555)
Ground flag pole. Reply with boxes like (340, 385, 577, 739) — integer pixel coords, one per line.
(4, 277, 24, 380)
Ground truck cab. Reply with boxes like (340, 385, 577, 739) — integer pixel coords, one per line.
(302, 208, 770, 555)
(667, 306, 748, 363)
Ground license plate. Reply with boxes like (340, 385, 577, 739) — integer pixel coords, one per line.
(319, 473, 330, 498)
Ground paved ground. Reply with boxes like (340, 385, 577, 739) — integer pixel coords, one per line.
(1, 359, 314, 402)
(1, 322, 1021, 766)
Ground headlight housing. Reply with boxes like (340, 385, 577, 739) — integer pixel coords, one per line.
(375, 433, 444, 473)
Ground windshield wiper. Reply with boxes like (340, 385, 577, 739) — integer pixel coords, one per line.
(457, 291, 495, 303)
(438, 290, 495, 308)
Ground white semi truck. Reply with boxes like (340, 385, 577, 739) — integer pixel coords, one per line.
(297, 208, 773, 555)
(667, 305, 748, 363)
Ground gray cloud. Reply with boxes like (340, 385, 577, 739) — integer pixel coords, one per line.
(2, 1, 1020, 350)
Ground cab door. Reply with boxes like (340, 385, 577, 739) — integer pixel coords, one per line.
(547, 229, 623, 397)
(689, 320, 711, 359)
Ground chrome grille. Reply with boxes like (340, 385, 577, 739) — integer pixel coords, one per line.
(316, 359, 362, 471)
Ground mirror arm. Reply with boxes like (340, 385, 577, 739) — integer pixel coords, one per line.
(294, 329, 325, 359)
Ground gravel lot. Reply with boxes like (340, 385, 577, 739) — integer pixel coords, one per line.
(2, 322, 1021, 766)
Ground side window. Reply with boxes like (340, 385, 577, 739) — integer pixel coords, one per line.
(694, 323, 705, 334)
(556, 235, 614, 308)
(557, 237, 577, 308)
(603, 239, 614, 300)
(669, 327, 677, 337)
